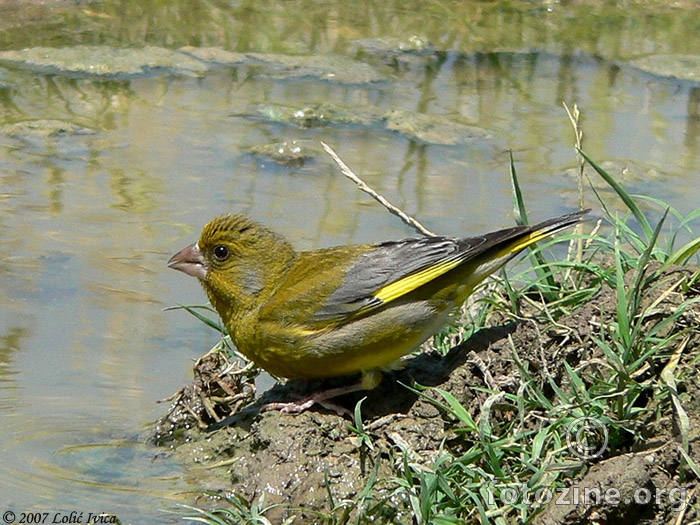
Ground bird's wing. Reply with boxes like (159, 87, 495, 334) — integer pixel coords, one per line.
(312, 208, 590, 322)
(310, 235, 486, 322)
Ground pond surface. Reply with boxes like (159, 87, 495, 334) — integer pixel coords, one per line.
(1, 0, 699, 522)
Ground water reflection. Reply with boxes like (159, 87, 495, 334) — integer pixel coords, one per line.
(0, 0, 698, 521)
(0, 414, 187, 522)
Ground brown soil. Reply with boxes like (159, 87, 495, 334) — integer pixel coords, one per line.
(153, 265, 700, 524)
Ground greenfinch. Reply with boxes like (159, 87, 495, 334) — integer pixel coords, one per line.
(169, 210, 587, 410)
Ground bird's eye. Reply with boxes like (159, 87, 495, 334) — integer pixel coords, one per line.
(213, 245, 230, 261)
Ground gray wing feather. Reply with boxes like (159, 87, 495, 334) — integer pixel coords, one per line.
(312, 237, 468, 321)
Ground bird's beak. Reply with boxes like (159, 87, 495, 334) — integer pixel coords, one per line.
(168, 242, 207, 280)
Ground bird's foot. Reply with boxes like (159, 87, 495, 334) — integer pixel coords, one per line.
(262, 382, 368, 417)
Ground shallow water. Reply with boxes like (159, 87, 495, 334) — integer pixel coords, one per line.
(0, 0, 699, 522)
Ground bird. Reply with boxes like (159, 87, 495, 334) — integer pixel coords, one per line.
(168, 209, 588, 413)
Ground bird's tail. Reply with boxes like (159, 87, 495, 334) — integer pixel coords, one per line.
(468, 208, 590, 283)
(517, 209, 591, 248)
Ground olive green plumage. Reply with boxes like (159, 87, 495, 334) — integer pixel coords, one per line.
(169, 210, 588, 380)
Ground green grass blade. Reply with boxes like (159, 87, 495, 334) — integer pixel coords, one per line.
(664, 236, 700, 267)
(614, 238, 631, 351)
(510, 151, 528, 226)
(578, 148, 653, 240)
(168, 304, 227, 334)
(435, 388, 479, 431)
(626, 208, 669, 325)
(508, 155, 559, 298)
(563, 362, 591, 403)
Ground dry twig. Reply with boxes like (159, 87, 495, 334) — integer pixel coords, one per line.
(321, 141, 436, 237)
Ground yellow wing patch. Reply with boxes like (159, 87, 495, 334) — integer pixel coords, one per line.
(485, 227, 559, 266)
(373, 224, 562, 307)
(373, 257, 464, 304)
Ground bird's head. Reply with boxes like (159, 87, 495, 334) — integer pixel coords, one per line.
(168, 214, 296, 316)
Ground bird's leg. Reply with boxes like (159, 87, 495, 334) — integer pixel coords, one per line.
(262, 370, 383, 417)
(263, 383, 365, 417)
